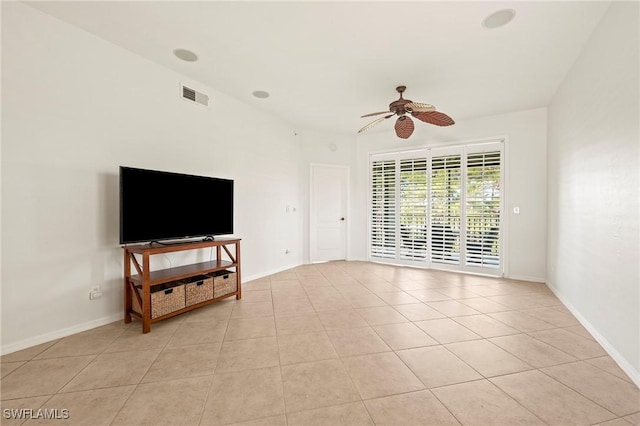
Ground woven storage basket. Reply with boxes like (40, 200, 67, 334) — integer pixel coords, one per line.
(133, 281, 185, 319)
(185, 275, 214, 306)
(213, 270, 237, 298)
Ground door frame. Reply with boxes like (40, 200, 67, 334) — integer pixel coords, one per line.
(309, 163, 350, 263)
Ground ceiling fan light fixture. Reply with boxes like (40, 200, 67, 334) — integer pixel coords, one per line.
(482, 9, 516, 29)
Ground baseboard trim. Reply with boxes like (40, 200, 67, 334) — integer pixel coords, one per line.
(507, 274, 546, 283)
(546, 280, 640, 388)
(1, 313, 122, 356)
(243, 262, 302, 283)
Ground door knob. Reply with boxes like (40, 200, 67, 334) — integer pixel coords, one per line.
(340, 217, 345, 221)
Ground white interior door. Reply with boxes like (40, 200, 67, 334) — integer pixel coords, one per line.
(310, 164, 348, 262)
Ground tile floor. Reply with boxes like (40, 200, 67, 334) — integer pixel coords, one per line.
(1, 261, 639, 425)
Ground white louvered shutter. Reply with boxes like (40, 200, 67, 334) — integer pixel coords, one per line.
(465, 151, 501, 269)
(370, 159, 396, 259)
(430, 154, 462, 265)
(399, 157, 428, 261)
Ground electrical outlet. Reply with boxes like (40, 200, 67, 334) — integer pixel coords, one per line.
(89, 289, 102, 300)
(285, 249, 290, 254)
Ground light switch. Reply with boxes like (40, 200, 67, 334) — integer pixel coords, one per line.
(513, 207, 520, 214)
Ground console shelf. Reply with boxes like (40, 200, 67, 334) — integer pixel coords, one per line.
(123, 237, 241, 333)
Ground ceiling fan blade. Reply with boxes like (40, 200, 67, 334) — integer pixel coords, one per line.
(405, 102, 435, 113)
(394, 116, 415, 139)
(361, 111, 392, 118)
(358, 114, 394, 133)
(412, 111, 455, 126)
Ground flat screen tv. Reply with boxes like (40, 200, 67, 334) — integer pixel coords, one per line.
(119, 166, 233, 244)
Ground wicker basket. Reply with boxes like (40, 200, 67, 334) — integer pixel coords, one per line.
(133, 282, 185, 319)
(185, 275, 214, 306)
(213, 270, 237, 298)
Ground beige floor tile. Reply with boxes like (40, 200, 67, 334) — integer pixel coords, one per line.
(61, 349, 159, 392)
(458, 297, 512, 313)
(1, 341, 59, 363)
(375, 291, 421, 305)
(344, 293, 387, 308)
(372, 322, 438, 350)
(1, 361, 25, 379)
(361, 282, 399, 293)
(201, 366, 284, 425)
(624, 413, 640, 425)
(317, 309, 368, 330)
(488, 311, 555, 332)
(490, 370, 616, 425)
(0, 396, 51, 426)
(25, 386, 135, 425)
(326, 327, 390, 357)
(586, 356, 635, 384)
(433, 287, 483, 300)
(281, 359, 360, 413)
(272, 297, 315, 316)
(142, 343, 220, 383)
(342, 352, 424, 399)
(432, 379, 543, 425)
(112, 375, 211, 426)
(364, 389, 460, 425)
(564, 324, 596, 339)
(414, 318, 481, 344)
(278, 331, 338, 365)
(405, 289, 451, 302)
(486, 295, 543, 310)
(225, 316, 276, 341)
(452, 314, 520, 338)
(242, 280, 272, 292)
(168, 318, 228, 347)
(334, 283, 372, 296)
(34, 328, 124, 360)
(445, 340, 533, 377)
(309, 296, 352, 312)
(183, 300, 234, 322)
(231, 301, 274, 319)
(272, 287, 308, 300)
(427, 300, 481, 317)
(392, 303, 446, 321)
(463, 286, 510, 297)
(489, 334, 577, 367)
(287, 401, 373, 426)
(521, 307, 579, 327)
(240, 290, 272, 303)
(528, 328, 607, 359)
(216, 337, 279, 372)
(396, 345, 481, 388)
(275, 312, 324, 336)
(542, 361, 640, 416)
(1, 356, 95, 400)
(355, 306, 408, 326)
(226, 415, 287, 426)
(597, 419, 636, 426)
(104, 321, 180, 353)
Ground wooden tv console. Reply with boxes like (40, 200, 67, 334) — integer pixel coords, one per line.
(123, 237, 241, 333)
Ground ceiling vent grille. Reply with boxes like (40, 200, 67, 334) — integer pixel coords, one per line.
(181, 84, 209, 107)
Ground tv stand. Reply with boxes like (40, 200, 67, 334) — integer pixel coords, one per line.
(123, 237, 241, 333)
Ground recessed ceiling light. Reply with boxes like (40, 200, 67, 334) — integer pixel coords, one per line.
(482, 9, 516, 29)
(252, 90, 270, 99)
(173, 48, 198, 62)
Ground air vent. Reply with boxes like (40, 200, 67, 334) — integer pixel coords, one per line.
(181, 84, 209, 107)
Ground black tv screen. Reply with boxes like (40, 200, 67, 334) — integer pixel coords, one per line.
(119, 166, 233, 244)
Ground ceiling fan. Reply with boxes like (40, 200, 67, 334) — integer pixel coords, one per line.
(358, 85, 455, 139)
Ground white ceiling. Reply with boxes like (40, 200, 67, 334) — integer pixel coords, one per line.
(26, 1, 611, 136)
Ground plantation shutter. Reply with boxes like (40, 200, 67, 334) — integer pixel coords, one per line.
(430, 153, 462, 265)
(370, 159, 396, 259)
(399, 157, 428, 261)
(465, 150, 501, 269)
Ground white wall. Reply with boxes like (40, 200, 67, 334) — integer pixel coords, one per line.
(352, 108, 548, 282)
(1, 3, 303, 354)
(547, 2, 639, 382)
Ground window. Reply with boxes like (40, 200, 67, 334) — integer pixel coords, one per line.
(369, 141, 503, 275)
